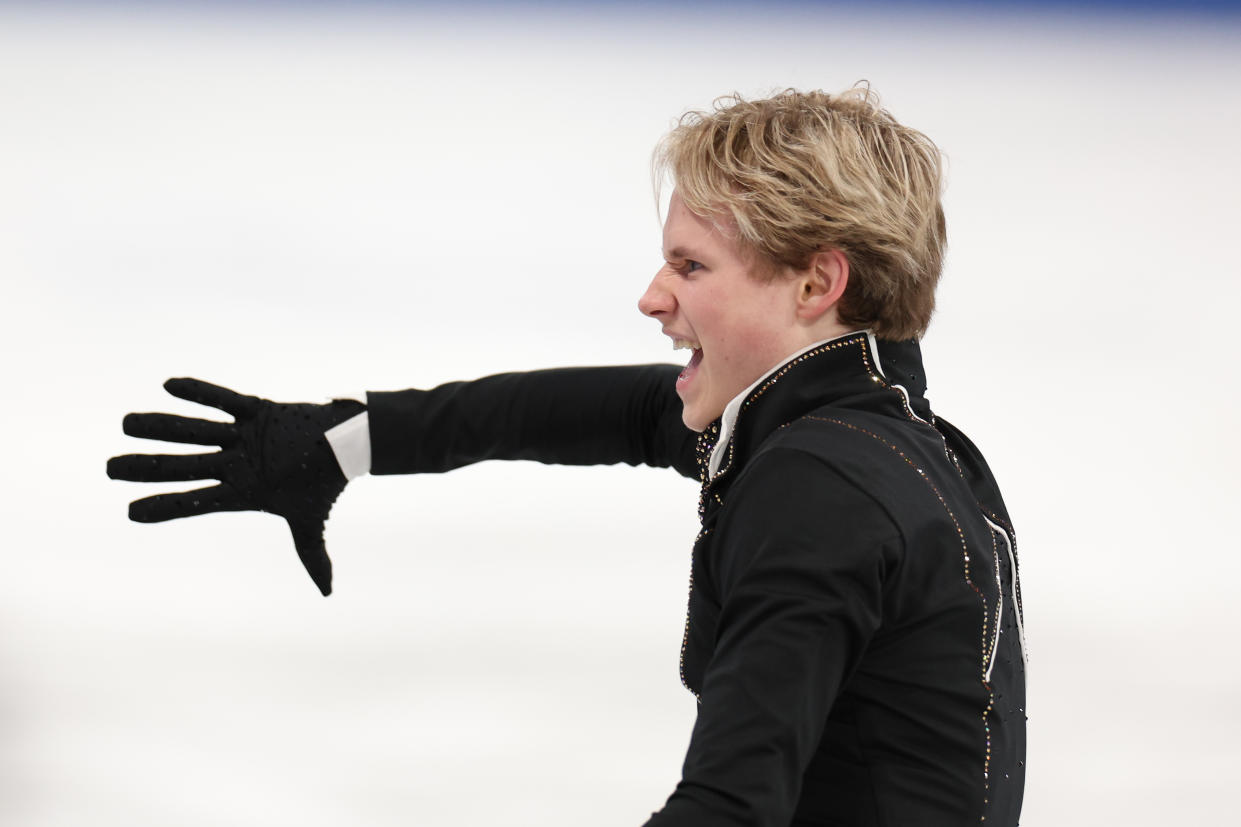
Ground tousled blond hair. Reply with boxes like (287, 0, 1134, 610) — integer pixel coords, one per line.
(654, 86, 946, 340)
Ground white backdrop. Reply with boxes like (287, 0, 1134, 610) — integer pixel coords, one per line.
(2, 2, 1239, 824)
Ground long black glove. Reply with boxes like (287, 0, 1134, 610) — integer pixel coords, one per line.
(107, 378, 365, 596)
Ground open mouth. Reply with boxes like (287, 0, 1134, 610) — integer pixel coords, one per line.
(674, 341, 703, 387)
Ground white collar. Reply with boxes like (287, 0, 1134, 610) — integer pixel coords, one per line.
(707, 329, 877, 478)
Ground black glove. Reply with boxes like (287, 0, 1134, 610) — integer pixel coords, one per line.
(107, 378, 365, 596)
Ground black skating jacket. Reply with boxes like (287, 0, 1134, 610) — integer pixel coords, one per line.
(365, 331, 1026, 827)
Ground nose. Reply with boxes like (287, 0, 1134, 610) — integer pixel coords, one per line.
(638, 270, 674, 318)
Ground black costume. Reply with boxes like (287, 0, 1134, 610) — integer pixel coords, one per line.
(365, 331, 1025, 827)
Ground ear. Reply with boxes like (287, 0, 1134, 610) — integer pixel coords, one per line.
(795, 248, 849, 322)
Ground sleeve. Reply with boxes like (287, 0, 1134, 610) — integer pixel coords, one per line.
(645, 447, 903, 827)
(365, 364, 700, 480)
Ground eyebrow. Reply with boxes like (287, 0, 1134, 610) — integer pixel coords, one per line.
(663, 246, 698, 261)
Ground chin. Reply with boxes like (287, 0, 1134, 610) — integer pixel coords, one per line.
(680, 403, 716, 433)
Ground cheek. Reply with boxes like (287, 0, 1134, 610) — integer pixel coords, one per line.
(716, 323, 795, 385)
(723, 307, 786, 357)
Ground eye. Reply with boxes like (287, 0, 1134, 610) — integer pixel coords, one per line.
(663, 257, 703, 277)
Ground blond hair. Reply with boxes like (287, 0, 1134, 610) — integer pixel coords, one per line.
(654, 86, 946, 340)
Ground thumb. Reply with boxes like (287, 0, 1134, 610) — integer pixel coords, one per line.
(287, 518, 333, 596)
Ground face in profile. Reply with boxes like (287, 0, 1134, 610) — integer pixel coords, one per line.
(639, 193, 808, 431)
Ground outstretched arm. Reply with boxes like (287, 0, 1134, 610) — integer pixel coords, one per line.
(108, 365, 696, 595)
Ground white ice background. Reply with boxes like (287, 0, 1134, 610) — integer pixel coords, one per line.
(2, 2, 1239, 825)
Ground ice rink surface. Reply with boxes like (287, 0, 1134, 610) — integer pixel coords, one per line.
(2, 1, 1239, 824)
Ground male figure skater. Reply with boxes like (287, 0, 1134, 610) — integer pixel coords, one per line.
(110, 87, 1026, 826)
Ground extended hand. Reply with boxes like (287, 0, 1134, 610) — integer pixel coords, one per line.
(107, 378, 365, 596)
